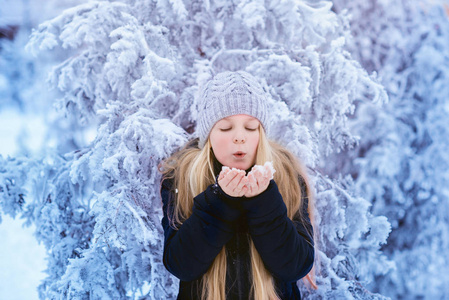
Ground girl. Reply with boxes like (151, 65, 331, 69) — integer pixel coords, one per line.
(160, 71, 316, 300)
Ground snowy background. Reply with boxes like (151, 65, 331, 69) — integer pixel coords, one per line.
(1, 0, 449, 299)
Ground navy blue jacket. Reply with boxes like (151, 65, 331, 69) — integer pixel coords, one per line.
(161, 170, 314, 299)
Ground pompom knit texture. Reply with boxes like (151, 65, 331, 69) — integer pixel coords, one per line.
(197, 71, 270, 148)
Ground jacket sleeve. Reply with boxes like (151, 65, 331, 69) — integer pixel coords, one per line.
(241, 179, 314, 282)
(160, 178, 243, 282)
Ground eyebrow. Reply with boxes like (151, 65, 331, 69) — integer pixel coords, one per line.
(222, 116, 259, 122)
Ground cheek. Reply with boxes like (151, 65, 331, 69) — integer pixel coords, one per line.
(249, 133, 260, 154)
(210, 133, 229, 159)
(211, 133, 227, 149)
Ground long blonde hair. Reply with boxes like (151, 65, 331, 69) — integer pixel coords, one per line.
(160, 126, 317, 299)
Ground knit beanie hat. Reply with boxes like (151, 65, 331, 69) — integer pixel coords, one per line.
(196, 71, 270, 148)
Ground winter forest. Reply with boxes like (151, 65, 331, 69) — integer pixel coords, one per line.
(1, 0, 448, 299)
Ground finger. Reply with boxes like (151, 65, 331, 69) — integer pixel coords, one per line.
(222, 170, 240, 187)
(255, 168, 269, 182)
(261, 177, 270, 189)
(218, 170, 226, 181)
(247, 172, 257, 194)
(219, 167, 233, 180)
(255, 170, 270, 192)
(263, 165, 271, 178)
(239, 185, 248, 197)
(260, 168, 270, 182)
(253, 169, 263, 185)
(230, 171, 246, 191)
(259, 176, 270, 192)
(236, 176, 248, 192)
(235, 176, 248, 195)
(223, 167, 231, 176)
(250, 172, 258, 184)
(220, 169, 240, 187)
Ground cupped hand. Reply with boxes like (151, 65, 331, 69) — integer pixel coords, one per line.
(244, 166, 271, 198)
(217, 168, 249, 197)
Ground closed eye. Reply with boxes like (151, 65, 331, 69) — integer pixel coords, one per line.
(219, 127, 258, 132)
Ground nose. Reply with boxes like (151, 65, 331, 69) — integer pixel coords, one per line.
(233, 136, 246, 144)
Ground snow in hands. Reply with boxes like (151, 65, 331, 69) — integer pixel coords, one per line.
(222, 161, 276, 182)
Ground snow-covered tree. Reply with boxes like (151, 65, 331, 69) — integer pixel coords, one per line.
(1, 0, 394, 298)
(329, 0, 449, 298)
(0, 0, 91, 158)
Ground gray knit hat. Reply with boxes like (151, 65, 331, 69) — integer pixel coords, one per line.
(196, 71, 269, 148)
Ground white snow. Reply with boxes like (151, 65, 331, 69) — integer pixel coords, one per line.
(0, 216, 46, 300)
(0, 107, 46, 157)
(0, 108, 47, 300)
(249, 161, 276, 180)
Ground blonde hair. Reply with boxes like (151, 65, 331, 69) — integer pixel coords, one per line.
(160, 125, 317, 299)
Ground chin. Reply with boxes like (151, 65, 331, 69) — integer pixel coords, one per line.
(228, 162, 250, 170)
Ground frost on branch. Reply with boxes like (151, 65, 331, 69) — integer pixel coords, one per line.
(0, 0, 398, 298)
(330, 0, 449, 298)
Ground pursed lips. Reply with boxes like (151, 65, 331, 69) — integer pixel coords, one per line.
(233, 151, 246, 158)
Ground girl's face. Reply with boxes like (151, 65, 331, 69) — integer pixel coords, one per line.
(209, 114, 260, 170)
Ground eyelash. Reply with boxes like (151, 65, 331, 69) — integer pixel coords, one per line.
(220, 128, 257, 132)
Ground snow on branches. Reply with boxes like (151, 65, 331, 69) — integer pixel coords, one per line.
(0, 0, 400, 298)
